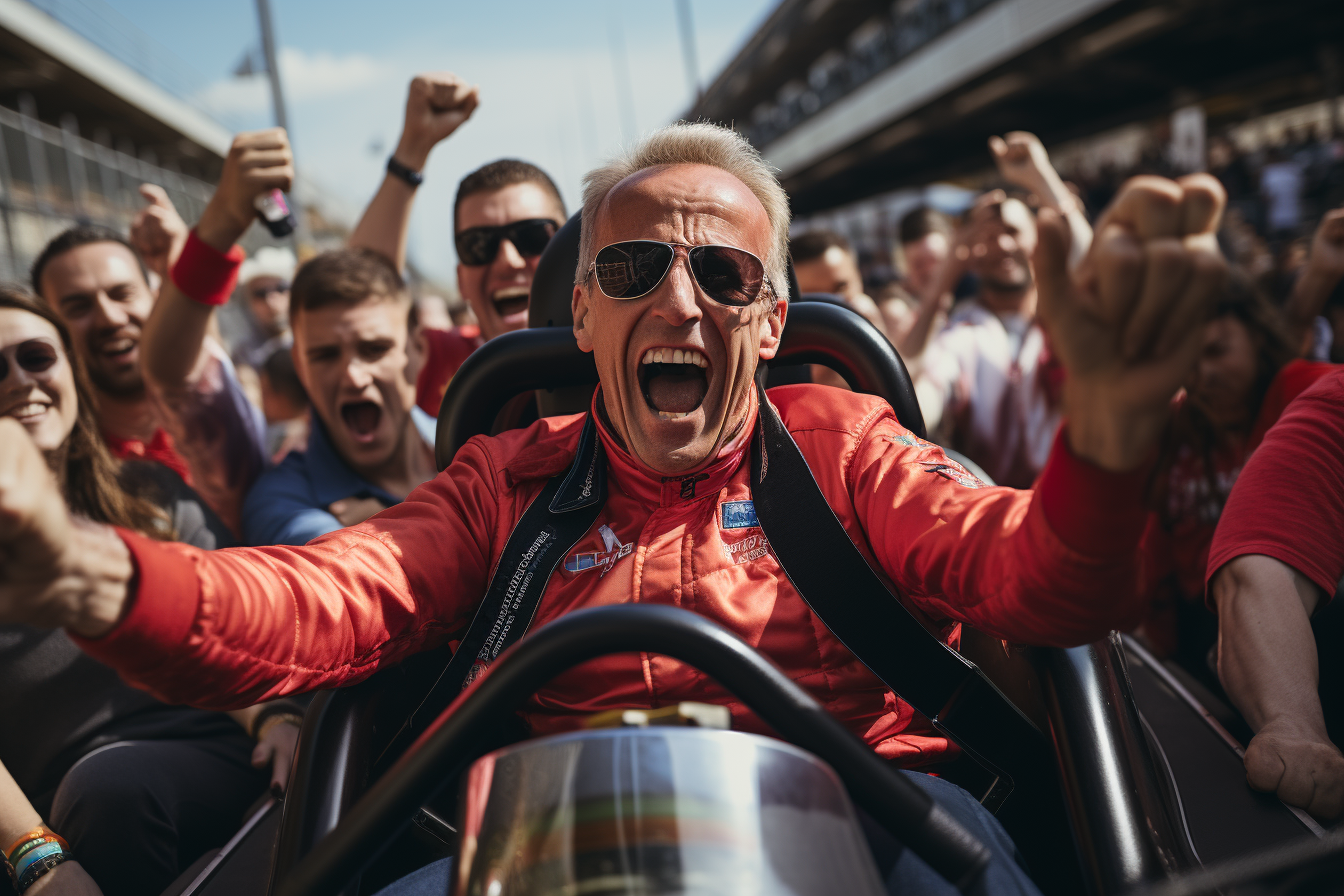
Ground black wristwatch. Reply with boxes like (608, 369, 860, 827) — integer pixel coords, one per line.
(386, 155, 424, 188)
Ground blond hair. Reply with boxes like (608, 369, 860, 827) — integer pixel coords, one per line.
(575, 122, 790, 302)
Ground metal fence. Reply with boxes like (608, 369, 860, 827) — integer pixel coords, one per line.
(0, 102, 214, 284)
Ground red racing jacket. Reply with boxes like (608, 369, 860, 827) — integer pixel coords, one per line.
(79, 384, 1151, 768)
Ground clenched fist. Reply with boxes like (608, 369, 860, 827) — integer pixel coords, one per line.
(129, 184, 189, 279)
(393, 72, 480, 172)
(1037, 174, 1228, 470)
(197, 128, 295, 251)
(1244, 717, 1344, 821)
(0, 419, 132, 636)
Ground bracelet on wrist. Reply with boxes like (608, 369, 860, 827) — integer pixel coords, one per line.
(255, 712, 304, 741)
(5, 826, 71, 893)
(170, 229, 245, 307)
(249, 701, 306, 739)
(386, 154, 424, 188)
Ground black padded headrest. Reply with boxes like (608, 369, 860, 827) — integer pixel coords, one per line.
(528, 211, 583, 329)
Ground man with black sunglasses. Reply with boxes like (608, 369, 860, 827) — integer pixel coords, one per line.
(350, 72, 565, 414)
(0, 122, 1228, 895)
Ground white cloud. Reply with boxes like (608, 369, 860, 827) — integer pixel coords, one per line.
(195, 47, 388, 117)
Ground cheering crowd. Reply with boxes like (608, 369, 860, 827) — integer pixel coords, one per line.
(0, 69, 1340, 896)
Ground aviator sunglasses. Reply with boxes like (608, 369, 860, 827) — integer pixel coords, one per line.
(454, 218, 559, 266)
(0, 339, 60, 382)
(587, 240, 771, 307)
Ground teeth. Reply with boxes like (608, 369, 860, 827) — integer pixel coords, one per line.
(103, 338, 134, 354)
(657, 410, 690, 419)
(7, 403, 49, 419)
(640, 348, 708, 368)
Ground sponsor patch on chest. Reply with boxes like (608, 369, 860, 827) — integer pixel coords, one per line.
(563, 524, 632, 577)
(722, 532, 770, 565)
(720, 500, 759, 530)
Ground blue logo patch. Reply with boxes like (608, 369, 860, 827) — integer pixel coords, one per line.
(721, 500, 759, 530)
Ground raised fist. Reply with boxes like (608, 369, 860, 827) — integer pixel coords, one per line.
(1037, 174, 1228, 470)
(989, 131, 1057, 198)
(394, 72, 480, 172)
(1308, 206, 1344, 281)
(197, 128, 295, 250)
(1244, 718, 1344, 821)
(129, 184, 189, 279)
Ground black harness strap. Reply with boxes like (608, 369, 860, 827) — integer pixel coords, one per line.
(391, 415, 606, 752)
(401, 388, 1048, 814)
(749, 380, 1049, 810)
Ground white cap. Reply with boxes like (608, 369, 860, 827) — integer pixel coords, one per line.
(240, 246, 297, 286)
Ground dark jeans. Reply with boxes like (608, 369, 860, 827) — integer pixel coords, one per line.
(373, 771, 1041, 896)
(46, 736, 267, 896)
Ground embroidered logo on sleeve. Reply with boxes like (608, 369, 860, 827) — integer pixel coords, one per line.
(889, 432, 937, 451)
(720, 500, 760, 530)
(920, 461, 986, 489)
(563, 524, 632, 577)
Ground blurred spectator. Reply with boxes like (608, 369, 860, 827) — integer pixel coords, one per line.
(233, 245, 297, 371)
(1138, 272, 1336, 680)
(0, 289, 297, 896)
(349, 73, 565, 416)
(790, 229, 889, 335)
(877, 206, 951, 343)
(241, 249, 437, 544)
(901, 133, 1091, 487)
(1258, 147, 1303, 239)
(259, 344, 309, 462)
(1207, 369, 1344, 821)
(31, 220, 266, 537)
(413, 294, 454, 331)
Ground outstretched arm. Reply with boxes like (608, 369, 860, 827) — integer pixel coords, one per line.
(1214, 554, 1343, 821)
(1282, 207, 1344, 352)
(348, 72, 479, 269)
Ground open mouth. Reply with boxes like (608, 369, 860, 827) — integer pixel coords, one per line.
(4, 402, 50, 423)
(638, 348, 709, 420)
(98, 336, 137, 362)
(491, 287, 530, 320)
(340, 400, 383, 442)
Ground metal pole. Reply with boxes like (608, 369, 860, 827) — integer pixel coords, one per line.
(255, 0, 289, 132)
(607, 18, 638, 144)
(675, 0, 702, 108)
(253, 0, 309, 248)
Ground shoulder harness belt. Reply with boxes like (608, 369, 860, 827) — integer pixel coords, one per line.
(402, 384, 1052, 811)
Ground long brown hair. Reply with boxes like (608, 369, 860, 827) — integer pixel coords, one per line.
(0, 287, 169, 536)
(1152, 272, 1299, 522)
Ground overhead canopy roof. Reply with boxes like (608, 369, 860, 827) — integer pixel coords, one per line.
(0, 0, 229, 179)
(693, 0, 1344, 216)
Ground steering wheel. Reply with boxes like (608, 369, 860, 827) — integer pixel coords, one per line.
(271, 605, 991, 896)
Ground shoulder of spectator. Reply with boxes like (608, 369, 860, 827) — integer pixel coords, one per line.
(242, 452, 340, 546)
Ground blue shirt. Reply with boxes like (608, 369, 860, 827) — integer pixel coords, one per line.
(241, 405, 437, 546)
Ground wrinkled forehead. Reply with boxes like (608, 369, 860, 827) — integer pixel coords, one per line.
(595, 164, 771, 256)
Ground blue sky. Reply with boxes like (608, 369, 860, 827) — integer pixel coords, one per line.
(101, 0, 777, 284)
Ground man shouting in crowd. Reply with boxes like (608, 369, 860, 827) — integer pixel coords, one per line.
(349, 72, 567, 415)
(0, 123, 1226, 894)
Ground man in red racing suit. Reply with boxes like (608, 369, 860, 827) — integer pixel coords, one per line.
(0, 123, 1227, 894)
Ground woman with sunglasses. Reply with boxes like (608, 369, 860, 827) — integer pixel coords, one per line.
(0, 289, 298, 896)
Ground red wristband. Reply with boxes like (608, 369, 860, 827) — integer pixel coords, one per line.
(170, 229, 245, 307)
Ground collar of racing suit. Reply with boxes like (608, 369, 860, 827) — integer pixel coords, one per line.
(589, 385, 759, 508)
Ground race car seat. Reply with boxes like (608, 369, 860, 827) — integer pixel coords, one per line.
(239, 214, 1324, 896)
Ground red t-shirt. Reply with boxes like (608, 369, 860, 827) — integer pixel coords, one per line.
(1137, 360, 1336, 652)
(1206, 368, 1344, 596)
(103, 427, 193, 486)
(416, 326, 483, 417)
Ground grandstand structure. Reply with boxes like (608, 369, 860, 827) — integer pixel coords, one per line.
(0, 0, 235, 281)
(692, 0, 1344, 221)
